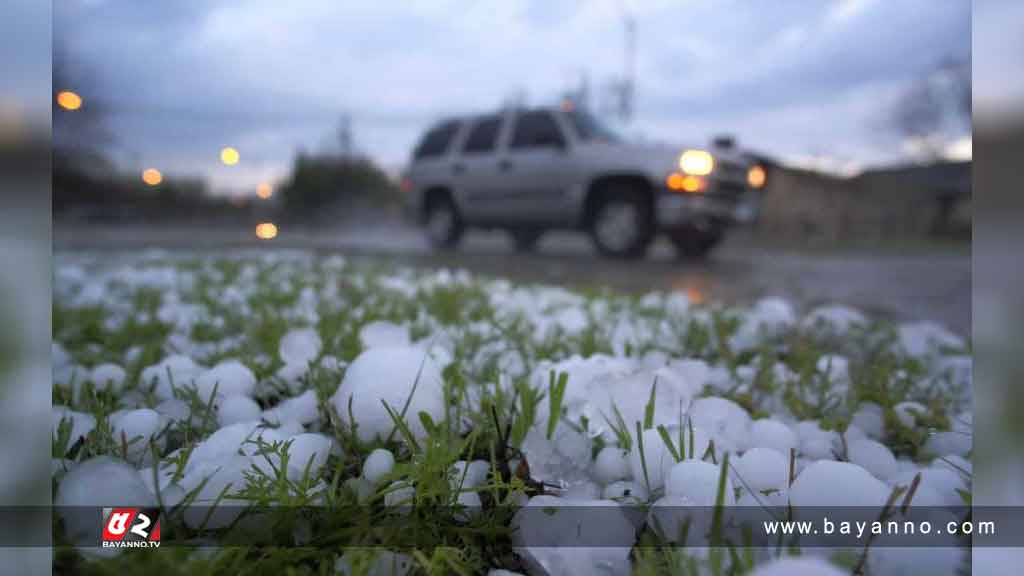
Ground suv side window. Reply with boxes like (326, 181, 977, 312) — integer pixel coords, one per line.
(462, 115, 502, 154)
(414, 121, 459, 160)
(509, 111, 565, 150)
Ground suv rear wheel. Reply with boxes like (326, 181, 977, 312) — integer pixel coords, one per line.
(424, 193, 463, 249)
(588, 185, 654, 259)
(669, 223, 723, 259)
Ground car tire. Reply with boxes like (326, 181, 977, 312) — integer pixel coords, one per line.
(669, 224, 723, 260)
(424, 193, 463, 250)
(510, 229, 543, 252)
(588, 185, 654, 259)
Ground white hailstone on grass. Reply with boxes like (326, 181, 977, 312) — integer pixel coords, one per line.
(585, 367, 697, 439)
(894, 401, 928, 428)
(278, 328, 322, 366)
(52, 406, 96, 449)
(263, 389, 320, 427)
(630, 427, 680, 493)
(217, 395, 262, 427)
(179, 456, 252, 529)
(275, 361, 309, 392)
(195, 360, 256, 402)
(665, 460, 735, 504)
(89, 363, 126, 393)
(359, 320, 410, 349)
(184, 421, 261, 473)
(140, 355, 204, 401)
(56, 457, 157, 542)
(850, 402, 885, 439)
(53, 363, 87, 389)
(109, 409, 164, 464)
(729, 297, 796, 351)
(897, 321, 965, 357)
(331, 347, 446, 444)
(592, 446, 631, 485)
(816, 354, 850, 384)
(750, 556, 847, 576)
(890, 467, 966, 507)
(363, 449, 396, 485)
(287, 433, 334, 476)
(847, 438, 898, 481)
(932, 454, 971, 476)
(602, 480, 648, 502)
(790, 461, 891, 510)
(449, 460, 490, 490)
(923, 430, 972, 458)
(801, 304, 867, 335)
(455, 491, 483, 521)
(562, 481, 602, 501)
(748, 419, 799, 455)
(512, 496, 636, 576)
(732, 447, 789, 494)
(383, 481, 415, 509)
(688, 396, 752, 454)
(520, 423, 593, 487)
(154, 398, 190, 424)
(795, 421, 840, 460)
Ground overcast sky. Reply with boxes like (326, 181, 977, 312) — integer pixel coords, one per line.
(53, 0, 971, 194)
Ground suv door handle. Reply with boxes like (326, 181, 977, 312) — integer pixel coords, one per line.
(452, 163, 465, 174)
(498, 159, 513, 171)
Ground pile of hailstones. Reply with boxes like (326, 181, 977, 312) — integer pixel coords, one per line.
(52, 260, 970, 576)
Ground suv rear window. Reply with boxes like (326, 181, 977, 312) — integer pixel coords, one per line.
(509, 111, 565, 149)
(414, 121, 459, 160)
(462, 115, 502, 154)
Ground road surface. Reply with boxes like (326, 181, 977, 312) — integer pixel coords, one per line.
(55, 222, 971, 335)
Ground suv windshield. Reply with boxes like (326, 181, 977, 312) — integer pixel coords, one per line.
(566, 111, 622, 143)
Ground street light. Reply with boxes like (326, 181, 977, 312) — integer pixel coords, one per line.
(220, 147, 240, 165)
(256, 182, 273, 199)
(141, 168, 163, 186)
(56, 91, 83, 111)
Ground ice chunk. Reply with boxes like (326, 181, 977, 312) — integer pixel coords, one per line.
(665, 460, 735, 504)
(217, 395, 262, 427)
(449, 460, 490, 490)
(592, 447, 631, 485)
(140, 355, 204, 401)
(109, 408, 164, 464)
(850, 402, 885, 439)
(331, 347, 446, 444)
(359, 321, 410, 349)
(90, 363, 126, 393)
(287, 433, 334, 477)
(790, 461, 891, 509)
(748, 419, 798, 455)
(52, 406, 96, 451)
(520, 423, 592, 487)
(278, 328, 322, 366)
(688, 397, 751, 454)
(847, 438, 897, 481)
(195, 360, 256, 402)
(894, 401, 927, 428)
(801, 304, 867, 335)
(733, 447, 789, 494)
(263, 389, 319, 427)
(363, 448, 396, 485)
(56, 457, 157, 542)
(897, 321, 965, 357)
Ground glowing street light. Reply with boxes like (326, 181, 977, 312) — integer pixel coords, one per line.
(255, 222, 278, 240)
(220, 147, 240, 165)
(141, 168, 163, 186)
(256, 182, 273, 199)
(56, 91, 83, 111)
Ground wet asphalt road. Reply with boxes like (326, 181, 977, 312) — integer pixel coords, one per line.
(55, 223, 971, 335)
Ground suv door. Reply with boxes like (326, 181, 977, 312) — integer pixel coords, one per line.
(502, 110, 575, 224)
(452, 113, 507, 222)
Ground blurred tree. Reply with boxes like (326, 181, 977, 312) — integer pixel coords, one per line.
(279, 150, 398, 218)
(893, 55, 971, 160)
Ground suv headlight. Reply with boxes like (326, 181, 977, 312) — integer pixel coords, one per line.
(679, 149, 714, 176)
(747, 165, 766, 189)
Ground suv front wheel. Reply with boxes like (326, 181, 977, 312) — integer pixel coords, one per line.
(588, 186, 654, 259)
(424, 193, 463, 250)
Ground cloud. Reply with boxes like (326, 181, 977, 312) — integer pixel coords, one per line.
(54, 0, 971, 192)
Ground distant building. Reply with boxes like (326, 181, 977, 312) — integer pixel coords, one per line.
(754, 160, 971, 243)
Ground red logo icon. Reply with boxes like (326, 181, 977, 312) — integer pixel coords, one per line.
(102, 508, 161, 548)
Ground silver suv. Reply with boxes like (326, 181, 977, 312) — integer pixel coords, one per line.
(403, 106, 765, 258)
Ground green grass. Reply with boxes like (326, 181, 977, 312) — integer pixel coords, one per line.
(51, 252, 972, 575)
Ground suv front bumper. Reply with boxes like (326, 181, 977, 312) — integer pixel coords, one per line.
(656, 185, 756, 229)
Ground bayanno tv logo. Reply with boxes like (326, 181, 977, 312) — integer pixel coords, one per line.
(101, 507, 161, 549)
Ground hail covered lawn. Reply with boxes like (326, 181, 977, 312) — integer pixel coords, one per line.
(52, 251, 972, 576)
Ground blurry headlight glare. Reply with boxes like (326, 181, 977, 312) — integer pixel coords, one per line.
(679, 149, 714, 176)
